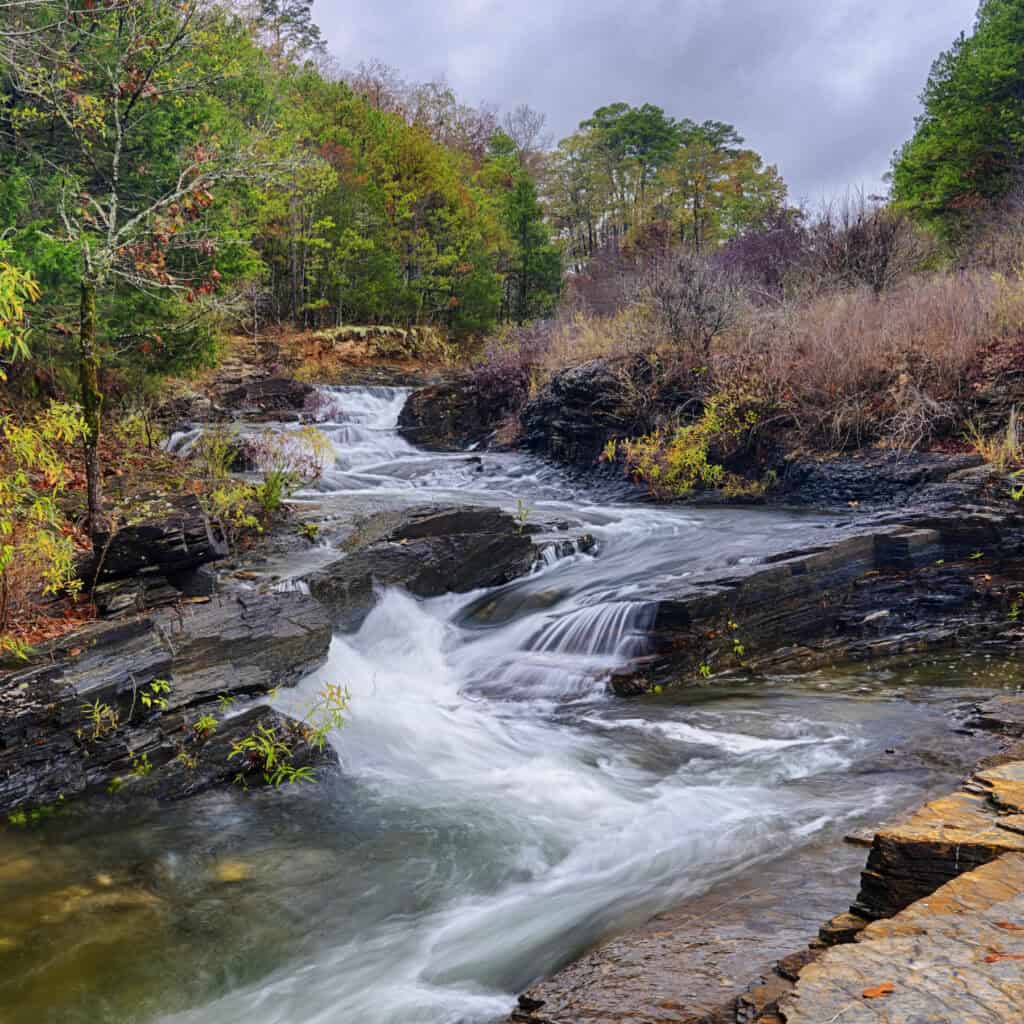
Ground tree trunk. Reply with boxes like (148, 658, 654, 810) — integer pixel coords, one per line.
(79, 279, 105, 542)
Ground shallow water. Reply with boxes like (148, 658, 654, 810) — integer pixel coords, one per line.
(3, 387, 1018, 1024)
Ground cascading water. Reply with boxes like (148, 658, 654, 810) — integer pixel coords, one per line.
(2, 385, 1001, 1024)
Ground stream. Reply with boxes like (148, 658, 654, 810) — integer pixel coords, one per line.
(1, 386, 1019, 1024)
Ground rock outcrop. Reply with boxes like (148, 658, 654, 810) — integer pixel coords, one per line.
(0, 588, 332, 814)
(306, 505, 539, 629)
(398, 374, 524, 450)
(519, 359, 685, 467)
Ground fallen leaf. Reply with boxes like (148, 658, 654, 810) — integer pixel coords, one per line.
(862, 982, 895, 999)
(68, 648, 82, 657)
(995, 922, 1024, 932)
(985, 951, 1024, 963)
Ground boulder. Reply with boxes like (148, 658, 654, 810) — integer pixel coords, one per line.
(84, 494, 227, 585)
(220, 376, 313, 418)
(306, 505, 538, 629)
(519, 357, 693, 468)
(398, 374, 524, 450)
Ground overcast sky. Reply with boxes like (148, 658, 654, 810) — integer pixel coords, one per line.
(315, 0, 979, 204)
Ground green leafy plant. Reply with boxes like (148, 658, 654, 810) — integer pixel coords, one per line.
(193, 713, 218, 738)
(229, 724, 315, 788)
(79, 699, 119, 741)
(299, 683, 350, 752)
(1, 401, 87, 658)
(139, 678, 171, 712)
(298, 521, 320, 542)
(130, 752, 153, 777)
(217, 693, 237, 712)
(698, 662, 712, 679)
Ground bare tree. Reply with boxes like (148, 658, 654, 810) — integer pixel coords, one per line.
(503, 104, 553, 175)
(807, 192, 934, 296)
(642, 250, 744, 356)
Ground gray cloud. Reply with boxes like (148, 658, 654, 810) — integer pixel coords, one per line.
(315, 0, 978, 202)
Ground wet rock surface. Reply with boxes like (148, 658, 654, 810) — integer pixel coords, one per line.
(777, 853, 1024, 1023)
(778, 450, 987, 508)
(0, 589, 332, 814)
(305, 505, 539, 629)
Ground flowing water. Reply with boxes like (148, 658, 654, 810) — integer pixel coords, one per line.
(3, 387, 1020, 1024)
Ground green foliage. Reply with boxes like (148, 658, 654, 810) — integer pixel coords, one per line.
(298, 682, 350, 752)
(617, 385, 770, 498)
(7, 794, 64, 827)
(138, 679, 171, 713)
(229, 724, 315, 788)
(0, 252, 39, 379)
(892, 0, 1024, 243)
(548, 105, 787, 266)
(130, 752, 154, 778)
(193, 714, 219, 737)
(0, 401, 86, 656)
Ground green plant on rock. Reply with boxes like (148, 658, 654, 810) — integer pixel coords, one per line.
(139, 679, 171, 712)
(515, 498, 532, 534)
(229, 723, 315, 788)
(298, 521, 320, 542)
(79, 699, 119, 742)
(130, 752, 153, 777)
(619, 384, 770, 499)
(193, 713, 218, 738)
(299, 683, 350, 752)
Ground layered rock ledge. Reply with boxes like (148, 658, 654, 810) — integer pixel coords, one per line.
(0, 588, 332, 814)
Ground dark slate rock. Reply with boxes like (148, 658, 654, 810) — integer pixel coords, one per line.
(306, 505, 538, 629)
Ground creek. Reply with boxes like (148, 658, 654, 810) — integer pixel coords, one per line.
(1, 386, 1018, 1024)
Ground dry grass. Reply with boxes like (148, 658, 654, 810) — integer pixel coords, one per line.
(720, 272, 1010, 448)
(474, 266, 1024, 453)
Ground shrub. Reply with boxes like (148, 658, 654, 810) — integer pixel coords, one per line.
(0, 402, 86, 658)
(615, 383, 772, 498)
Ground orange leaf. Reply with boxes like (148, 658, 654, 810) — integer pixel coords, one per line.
(862, 982, 895, 999)
(995, 922, 1024, 932)
(985, 951, 1024, 963)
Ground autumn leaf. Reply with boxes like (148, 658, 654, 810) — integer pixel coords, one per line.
(984, 951, 1024, 963)
(862, 982, 895, 999)
(995, 922, 1024, 932)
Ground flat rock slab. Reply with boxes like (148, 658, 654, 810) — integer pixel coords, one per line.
(306, 505, 538, 629)
(777, 852, 1024, 1023)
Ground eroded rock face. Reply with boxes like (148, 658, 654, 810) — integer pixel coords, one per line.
(778, 451, 986, 508)
(306, 505, 538, 629)
(777, 852, 1024, 1024)
(0, 589, 332, 813)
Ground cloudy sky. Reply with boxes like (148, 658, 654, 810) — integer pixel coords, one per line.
(315, 0, 978, 203)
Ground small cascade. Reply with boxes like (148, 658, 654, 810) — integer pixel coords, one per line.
(526, 601, 656, 658)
